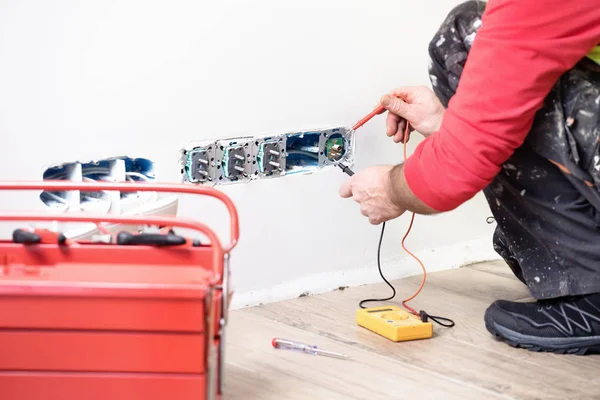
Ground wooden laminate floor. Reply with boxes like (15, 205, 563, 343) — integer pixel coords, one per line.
(223, 261, 600, 400)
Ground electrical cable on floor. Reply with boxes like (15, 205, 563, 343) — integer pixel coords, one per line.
(358, 222, 395, 308)
(341, 96, 455, 328)
(339, 160, 454, 328)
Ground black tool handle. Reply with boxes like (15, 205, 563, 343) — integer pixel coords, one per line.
(12, 229, 41, 244)
(116, 231, 188, 246)
(338, 164, 355, 176)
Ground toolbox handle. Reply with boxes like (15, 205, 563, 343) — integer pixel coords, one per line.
(0, 181, 239, 252)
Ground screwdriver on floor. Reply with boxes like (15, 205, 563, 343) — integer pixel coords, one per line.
(272, 338, 351, 360)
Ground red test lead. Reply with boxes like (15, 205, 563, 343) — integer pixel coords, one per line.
(352, 104, 386, 131)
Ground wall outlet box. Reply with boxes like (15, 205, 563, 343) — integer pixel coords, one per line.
(180, 126, 355, 186)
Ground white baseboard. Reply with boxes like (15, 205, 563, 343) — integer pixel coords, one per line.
(230, 237, 501, 309)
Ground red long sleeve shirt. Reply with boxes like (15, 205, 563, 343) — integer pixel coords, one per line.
(403, 0, 600, 212)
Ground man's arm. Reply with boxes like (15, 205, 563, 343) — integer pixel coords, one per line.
(401, 0, 600, 212)
(388, 164, 438, 214)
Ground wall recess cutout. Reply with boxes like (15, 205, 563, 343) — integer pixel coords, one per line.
(180, 126, 355, 186)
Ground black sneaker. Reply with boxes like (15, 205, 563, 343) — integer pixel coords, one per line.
(484, 294, 600, 355)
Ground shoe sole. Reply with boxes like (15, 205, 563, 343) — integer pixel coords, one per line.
(485, 316, 600, 355)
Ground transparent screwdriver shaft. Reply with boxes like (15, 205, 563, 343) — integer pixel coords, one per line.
(272, 338, 351, 360)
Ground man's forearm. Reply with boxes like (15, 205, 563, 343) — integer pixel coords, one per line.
(388, 163, 439, 215)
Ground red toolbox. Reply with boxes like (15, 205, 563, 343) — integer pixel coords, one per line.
(0, 181, 239, 400)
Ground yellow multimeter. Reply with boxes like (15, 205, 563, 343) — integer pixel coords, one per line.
(356, 305, 433, 342)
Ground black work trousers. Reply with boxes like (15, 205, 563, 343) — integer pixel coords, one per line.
(429, 1, 600, 299)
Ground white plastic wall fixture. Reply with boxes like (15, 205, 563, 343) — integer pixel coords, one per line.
(52, 162, 83, 233)
(106, 158, 126, 214)
(180, 126, 355, 186)
(40, 156, 179, 240)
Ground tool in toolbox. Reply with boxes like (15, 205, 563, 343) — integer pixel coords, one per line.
(12, 227, 70, 245)
(0, 181, 239, 400)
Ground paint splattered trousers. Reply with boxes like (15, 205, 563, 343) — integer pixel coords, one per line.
(428, 0, 600, 299)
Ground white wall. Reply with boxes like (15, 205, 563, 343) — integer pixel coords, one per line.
(0, 0, 499, 308)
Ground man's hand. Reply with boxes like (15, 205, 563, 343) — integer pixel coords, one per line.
(339, 164, 439, 224)
(340, 86, 445, 223)
(339, 165, 406, 225)
(381, 86, 445, 143)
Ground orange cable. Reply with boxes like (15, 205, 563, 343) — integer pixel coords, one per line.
(397, 96, 427, 316)
(352, 95, 428, 316)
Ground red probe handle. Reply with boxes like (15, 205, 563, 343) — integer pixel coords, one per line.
(351, 95, 410, 133)
(0, 181, 240, 252)
(352, 104, 386, 131)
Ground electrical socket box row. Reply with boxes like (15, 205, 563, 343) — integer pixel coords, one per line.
(180, 126, 355, 186)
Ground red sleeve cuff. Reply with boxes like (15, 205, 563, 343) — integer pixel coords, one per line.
(403, 143, 442, 211)
(403, 131, 496, 212)
(403, 139, 454, 212)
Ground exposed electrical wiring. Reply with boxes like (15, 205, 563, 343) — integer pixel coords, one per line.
(41, 160, 158, 210)
(42, 191, 71, 213)
(358, 221, 395, 308)
(125, 172, 152, 181)
(44, 191, 68, 205)
(38, 157, 168, 240)
(346, 96, 455, 328)
(285, 150, 320, 159)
